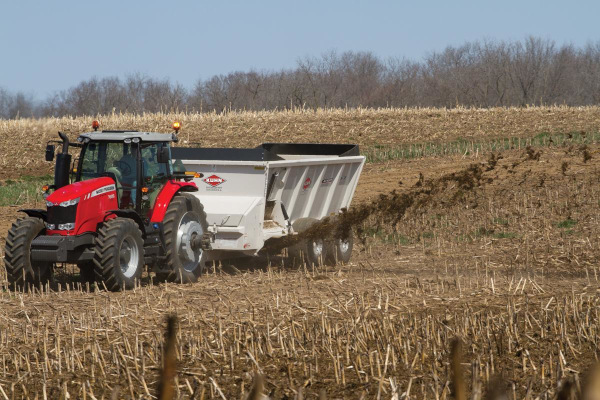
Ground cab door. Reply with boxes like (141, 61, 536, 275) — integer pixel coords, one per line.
(140, 143, 170, 217)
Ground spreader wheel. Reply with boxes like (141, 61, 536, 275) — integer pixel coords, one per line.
(4, 217, 53, 290)
(158, 193, 208, 283)
(325, 231, 354, 265)
(288, 218, 327, 267)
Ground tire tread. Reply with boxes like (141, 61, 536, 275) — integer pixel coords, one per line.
(4, 217, 52, 290)
(158, 193, 207, 283)
(93, 218, 144, 291)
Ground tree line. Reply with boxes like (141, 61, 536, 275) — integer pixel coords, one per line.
(1, 36, 600, 119)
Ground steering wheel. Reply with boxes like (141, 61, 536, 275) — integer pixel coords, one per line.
(114, 160, 132, 176)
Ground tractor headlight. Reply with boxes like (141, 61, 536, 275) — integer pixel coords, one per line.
(59, 197, 80, 207)
(45, 223, 55, 230)
(58, 223, 75, 230)
(46, 200, 54, 207)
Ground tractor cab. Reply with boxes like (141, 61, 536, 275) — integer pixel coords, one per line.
(75, 130, 177, 214)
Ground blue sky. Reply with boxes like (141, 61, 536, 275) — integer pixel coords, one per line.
(0, 0, 598, 98)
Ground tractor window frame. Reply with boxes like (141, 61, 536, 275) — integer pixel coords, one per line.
(76, 140, 142, 212)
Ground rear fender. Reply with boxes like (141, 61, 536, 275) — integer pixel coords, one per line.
(150, 180, 198, 223)
(19, 209, 47, 220)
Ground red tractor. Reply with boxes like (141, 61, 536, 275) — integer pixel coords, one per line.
(4, 124, 209, 291)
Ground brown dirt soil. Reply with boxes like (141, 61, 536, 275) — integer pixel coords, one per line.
(1, 139, 600, 398)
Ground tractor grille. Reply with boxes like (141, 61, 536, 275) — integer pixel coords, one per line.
(47, 204, 78, 225)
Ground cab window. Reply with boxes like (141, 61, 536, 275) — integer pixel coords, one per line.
(79, 141, 138, 210)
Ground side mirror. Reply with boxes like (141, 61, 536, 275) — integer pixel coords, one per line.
(157, 146, 170, 163)
(45, 144, 55, 162)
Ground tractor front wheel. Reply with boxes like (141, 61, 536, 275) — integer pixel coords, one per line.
(93, 218, 144, 291)
(158, 193, 208, 283)
(4, 217, 53, 290)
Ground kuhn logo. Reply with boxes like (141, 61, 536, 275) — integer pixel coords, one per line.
(302, 177, 311, 190)
(204, 175, 226, 187)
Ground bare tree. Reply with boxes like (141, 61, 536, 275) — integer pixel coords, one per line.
(0, 88, 36, 119)
(577, 42, 600, 104)
(380, 57, 421, 107)
(5, 36, 600, 119)
(507, 37, 555, 106)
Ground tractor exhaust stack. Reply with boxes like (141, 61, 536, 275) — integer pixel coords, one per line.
(54, 132, 71, 189)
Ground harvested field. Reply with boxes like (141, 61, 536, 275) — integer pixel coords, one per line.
(0, 106, 599, 178)
(1, 108, 600, 398)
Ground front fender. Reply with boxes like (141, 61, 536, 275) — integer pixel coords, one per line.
(150, 180, 198, 223)
(19, 209, 47, 220)
(105, 209, 146, 236)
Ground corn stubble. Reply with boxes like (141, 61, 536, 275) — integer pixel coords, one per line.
(1, 106, 600, 178)
(1, 109, 600, 398)
(0, 265, 599, 399)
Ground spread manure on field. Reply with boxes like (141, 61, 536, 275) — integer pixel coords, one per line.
(268, 155, 497, 252)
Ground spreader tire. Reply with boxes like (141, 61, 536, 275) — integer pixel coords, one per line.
(4, 217, 53, 290)
(325, 231, 354, 265)
(288, 218, 327, 266)
(93, 218, 144, 291)
(158, 193, 208, 283)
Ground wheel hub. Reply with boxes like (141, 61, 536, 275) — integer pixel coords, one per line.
(312, 239, 324, 256)
(177, 212, 204, 272)
(339, 238, 350, 253)
(119, 236, 139, 278)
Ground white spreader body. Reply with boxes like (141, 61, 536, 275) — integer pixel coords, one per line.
(171, 143, 365, 258)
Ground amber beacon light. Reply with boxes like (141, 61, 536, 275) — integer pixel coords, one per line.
(172, 121, 181, 133)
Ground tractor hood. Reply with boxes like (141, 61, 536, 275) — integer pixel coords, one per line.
(46, 177, 116, 205)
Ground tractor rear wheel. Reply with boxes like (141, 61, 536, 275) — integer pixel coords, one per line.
(158, 193, 208, 283)
(4, 217, 53, 290)
(93, 218, 144, 291)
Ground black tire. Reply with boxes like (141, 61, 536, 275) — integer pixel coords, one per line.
(158, 193, 208, 283)
(93, 218, 144, 291)
(288, 218, 327, 266)
(4, 217, 53, 290)
(325, 231, 354, 265)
